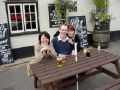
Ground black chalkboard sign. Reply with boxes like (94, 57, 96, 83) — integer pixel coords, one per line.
(68, 16, 88, 48)
(48, 4, 58, 28)
(0, 24, 13, 65)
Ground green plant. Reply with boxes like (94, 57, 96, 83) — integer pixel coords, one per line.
(92, 0, 112, 48)
(91, 0, 113, 27)
(93, 0, 108, 13)
(55, 0, 66, 24)
(55, 0, 76, 24)
(94, 13, 112, 23)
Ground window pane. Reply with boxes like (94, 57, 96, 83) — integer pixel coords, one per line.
(17, 23, 22, 30)
(25, 14, 30, 21)
(16, 14, 22, 22)
(11, 23, 17, 31)
(10, 6, 15, 13)
(31, 13, 35, 21)
(25, 5, 29, 13)
(32, 22, 36, 29)
(11, 14, 16, 21)
(26, 22, 31, 29)
(30, 5, 35, 12)
(16, 5, 21, 13)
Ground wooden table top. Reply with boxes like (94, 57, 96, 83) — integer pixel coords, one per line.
(30, 49, 120, 85)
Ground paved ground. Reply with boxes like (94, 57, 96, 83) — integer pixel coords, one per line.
(0, 40, 120, 90)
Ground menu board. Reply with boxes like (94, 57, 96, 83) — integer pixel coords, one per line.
(48, 4, 58, 28)
(68, 16, 88, 48)
(0, 24, 13, 65)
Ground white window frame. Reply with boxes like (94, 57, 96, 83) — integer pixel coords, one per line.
(23, 3, 38, 32)
(7, 3, 38, 34)
(7, 4, 24, 34)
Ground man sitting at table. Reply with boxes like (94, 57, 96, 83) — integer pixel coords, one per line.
(52, 24, 75, 57)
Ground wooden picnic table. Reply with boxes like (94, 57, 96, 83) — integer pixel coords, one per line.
(96, 79, 120, 90)
(30, 49, 120, 90)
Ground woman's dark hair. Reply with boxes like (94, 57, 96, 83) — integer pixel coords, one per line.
(39, 31, 50, 44)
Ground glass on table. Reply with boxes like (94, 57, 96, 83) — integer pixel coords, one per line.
(86, 51, 90, 57)
(57, 56, 64, 67)
(83, 48, 88, 54)
(58, 54, 66, 62)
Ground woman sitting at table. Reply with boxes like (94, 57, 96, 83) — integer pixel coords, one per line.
(67, 24, 81, 52)
(27, 31, 56, 76)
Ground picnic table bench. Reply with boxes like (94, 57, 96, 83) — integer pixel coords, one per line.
(30, 49, 120, 90)
(96, 79, 120, 90)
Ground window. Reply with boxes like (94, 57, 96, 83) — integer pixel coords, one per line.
(7, 3, 38, 34)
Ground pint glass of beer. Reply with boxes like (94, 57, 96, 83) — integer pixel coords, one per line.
(57, 56, 63, 67)
(83, 48, 88, 55)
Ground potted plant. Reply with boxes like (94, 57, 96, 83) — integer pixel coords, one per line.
(92, 0, 112, 48)
(55, 0, 76, 25)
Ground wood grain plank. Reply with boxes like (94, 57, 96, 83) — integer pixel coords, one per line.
(40, 55, 120, 84)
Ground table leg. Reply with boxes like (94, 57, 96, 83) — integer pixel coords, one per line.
(43, 83, 57, 90)
(96, 67, 118, 79)
(34, 75, 38, 88)
(113, 60, 120, 78)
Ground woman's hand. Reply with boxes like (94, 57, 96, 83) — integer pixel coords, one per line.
(72, 50, 77, 56)
(68, 38, 74, 44)
(41, 46, 52, 52)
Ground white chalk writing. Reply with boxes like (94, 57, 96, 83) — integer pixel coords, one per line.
(69, 16, 88, 48)
(0, 25, 7, 39)
(0, 39, 8, 45)
(49, 4, 58, 28)
(0, 24, 13, 64)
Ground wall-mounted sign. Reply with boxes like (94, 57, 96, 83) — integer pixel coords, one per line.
(68, 16, 88, 48)
(69, 1, 77, 12)
(0, 24, 13, 65)
(48, 4, 59, 28)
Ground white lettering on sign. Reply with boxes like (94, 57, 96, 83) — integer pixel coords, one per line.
(50, 10, 57, 24)
(0, 39, 8, 45)
(0, 25, 7, 39)
(69, 16, 88, 48)
(0, 24, 13, 65)
(1, 49, 13, 63)
(49, 4, 59, 28)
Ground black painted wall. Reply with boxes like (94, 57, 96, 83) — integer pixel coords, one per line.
(12, 46, 34, 60)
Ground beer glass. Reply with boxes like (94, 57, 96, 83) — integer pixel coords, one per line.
(86, 51, 90, 57)
(83, 48, 88, 54)
(57, 56, 63, 67)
